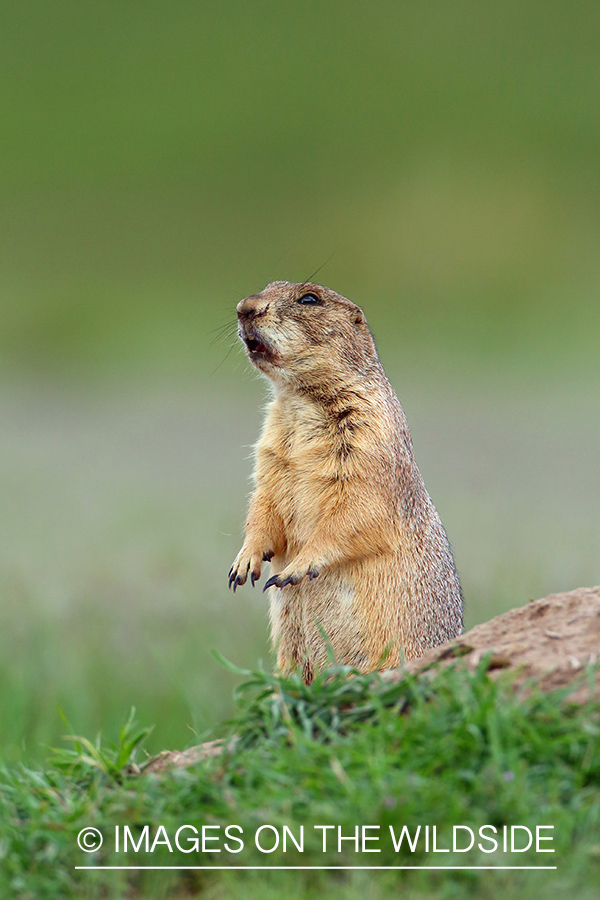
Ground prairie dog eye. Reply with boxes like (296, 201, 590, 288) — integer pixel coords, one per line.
(297, 293, 323, 305)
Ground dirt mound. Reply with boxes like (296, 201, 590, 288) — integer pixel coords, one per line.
(142, 586, 600, 772)
(385, 585, 600, 700)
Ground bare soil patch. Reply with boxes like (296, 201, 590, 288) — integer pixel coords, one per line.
(385, 585, 600, 701)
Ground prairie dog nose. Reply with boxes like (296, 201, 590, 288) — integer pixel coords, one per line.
(237, 294, 269, 320)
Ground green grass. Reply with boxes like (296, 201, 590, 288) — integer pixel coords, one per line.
(1, 659, 599, 899)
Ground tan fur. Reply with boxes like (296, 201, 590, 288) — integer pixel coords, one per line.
(228, 281, 462, 683)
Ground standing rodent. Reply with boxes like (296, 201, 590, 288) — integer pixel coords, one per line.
(228, 281, 462, 683)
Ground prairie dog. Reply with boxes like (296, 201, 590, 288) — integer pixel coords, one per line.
(228, 281, 462, 683)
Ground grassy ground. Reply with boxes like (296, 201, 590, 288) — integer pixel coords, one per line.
(1, 661, 599, 899)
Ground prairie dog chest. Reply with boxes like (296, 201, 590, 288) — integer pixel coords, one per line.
(256, 396, 335, 537)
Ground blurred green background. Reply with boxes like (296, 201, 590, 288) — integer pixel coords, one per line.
(0, 0, 598, 762)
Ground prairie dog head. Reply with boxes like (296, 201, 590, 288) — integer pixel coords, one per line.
(236, 281, 378, 393)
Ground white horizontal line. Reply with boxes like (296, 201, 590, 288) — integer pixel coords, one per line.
(75, 865, 558, 871)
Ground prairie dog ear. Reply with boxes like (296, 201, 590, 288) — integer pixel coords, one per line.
(353, 306, 366, 326)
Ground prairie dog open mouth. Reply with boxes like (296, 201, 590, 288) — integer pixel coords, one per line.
(239, 327, 280, 365)
(244, 336, 269, 355)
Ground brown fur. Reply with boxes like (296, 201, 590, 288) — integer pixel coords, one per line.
(228, 281, 462, 682)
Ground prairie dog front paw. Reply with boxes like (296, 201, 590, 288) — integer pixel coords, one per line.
(228, 547, 274, 591)
(263, 561, 320, 592)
